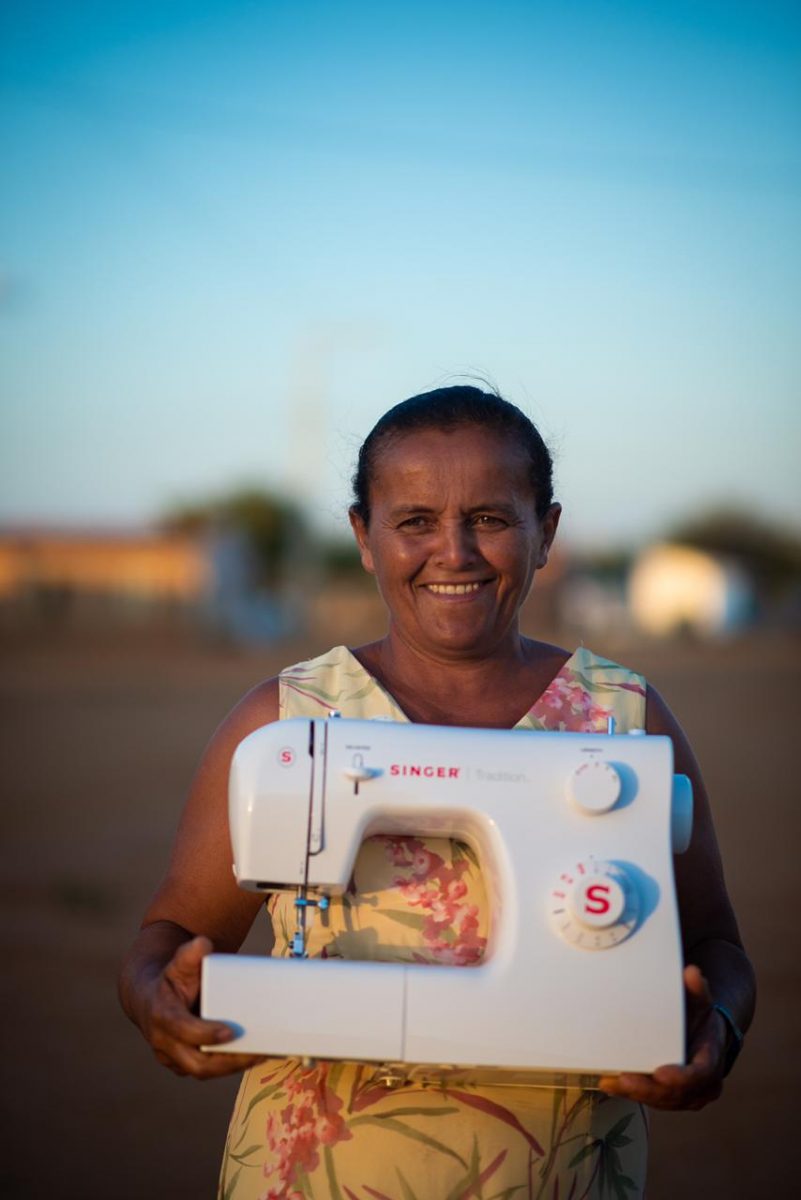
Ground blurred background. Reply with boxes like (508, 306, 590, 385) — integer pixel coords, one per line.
(1, 1, 799, 1196)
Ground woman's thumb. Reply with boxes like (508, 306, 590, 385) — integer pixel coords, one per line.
(167, 936, 213, 995)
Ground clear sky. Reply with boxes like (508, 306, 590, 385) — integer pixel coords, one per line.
(1, 0, 799, 549)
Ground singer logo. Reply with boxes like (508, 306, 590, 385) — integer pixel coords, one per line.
(584, 884, 612, 915)
(390, 763, 461, 779)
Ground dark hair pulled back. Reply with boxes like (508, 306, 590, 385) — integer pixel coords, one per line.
(351, 385, 555, 524)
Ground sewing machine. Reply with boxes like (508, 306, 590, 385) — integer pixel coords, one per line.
(201, 716, 693, 1085)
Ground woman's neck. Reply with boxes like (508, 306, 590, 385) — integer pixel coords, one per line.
(351, 631, 570, 729)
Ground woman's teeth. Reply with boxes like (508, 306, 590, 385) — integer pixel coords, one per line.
(425, 582, 482, 595)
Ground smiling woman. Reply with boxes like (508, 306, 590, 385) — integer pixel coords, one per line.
(119, 385, 755, 1200)
(348, 421, 561, 717)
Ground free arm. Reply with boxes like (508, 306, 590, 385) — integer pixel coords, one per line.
(599, 685, 756, 1109)
(118, 677, 280, 1079)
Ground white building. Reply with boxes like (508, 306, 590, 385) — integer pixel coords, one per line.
(628, 543, 752, 637)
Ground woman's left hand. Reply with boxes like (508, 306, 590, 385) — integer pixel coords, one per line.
(598, 965, 727, 1110)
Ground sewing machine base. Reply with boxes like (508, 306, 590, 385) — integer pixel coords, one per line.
(201, 951, 685, 1077)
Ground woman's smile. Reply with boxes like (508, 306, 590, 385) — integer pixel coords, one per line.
(419, 580, 491, 598)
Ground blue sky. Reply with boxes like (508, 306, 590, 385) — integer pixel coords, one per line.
(1, 0, 799, 548)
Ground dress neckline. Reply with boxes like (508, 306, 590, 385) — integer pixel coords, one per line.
(340, 645, 582, 729)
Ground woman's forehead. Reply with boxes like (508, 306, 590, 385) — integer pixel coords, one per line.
(375, 424, 528, 469)
(370, 425, 535, 500)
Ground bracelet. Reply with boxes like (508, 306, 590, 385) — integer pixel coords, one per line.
(712, 1002, 744, 1077)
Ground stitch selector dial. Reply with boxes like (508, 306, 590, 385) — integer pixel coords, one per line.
(548, 860, 639, 950)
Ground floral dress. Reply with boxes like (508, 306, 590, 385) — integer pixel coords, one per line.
(219, 646, 650, 1200)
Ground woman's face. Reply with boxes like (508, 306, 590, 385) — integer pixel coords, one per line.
(350, 424, 560, 660)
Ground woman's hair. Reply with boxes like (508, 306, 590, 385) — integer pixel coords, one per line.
(351, 385, 555, 523)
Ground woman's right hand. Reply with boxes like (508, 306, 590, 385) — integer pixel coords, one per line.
(136, 934, 266, 1080)
(119, 678, 280, 1079)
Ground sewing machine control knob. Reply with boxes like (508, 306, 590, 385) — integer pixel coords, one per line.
(570, 872, 626, 929)
(549, 860, 639, 949)
(567, 761, 621, 815)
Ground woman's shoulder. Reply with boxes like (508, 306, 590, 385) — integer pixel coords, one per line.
(278, 645, 356, 706)
(277, 644, 399, 720)
(278, 644, 354, 681)
(213, 642, 363, 737)
(219, 675, 281, 739)
(570, 645, 646, 679)
(522, 640, 647, 692)
(527, 644, 648, 733)
(567, 646, 648, 702)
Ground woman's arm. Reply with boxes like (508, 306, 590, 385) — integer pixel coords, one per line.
(599, 684, 756, 1110)
(118, 677, 281, 1079)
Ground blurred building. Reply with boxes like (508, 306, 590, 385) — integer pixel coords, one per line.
(628, 543, 753, 637)
(0, 526, 292, 641)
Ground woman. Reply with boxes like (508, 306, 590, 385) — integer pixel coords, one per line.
(120, 386, 755, 1199)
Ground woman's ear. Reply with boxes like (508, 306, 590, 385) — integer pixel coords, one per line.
(348, 508, 375, 575)
(536, 503, 562, 569)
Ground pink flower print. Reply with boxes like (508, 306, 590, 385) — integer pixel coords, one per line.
(426, 892, 455, 924)
(446, 876, 468, 902)
(316, 1109, 348, 1146)
(453, 906, 482, 959)
(540, 675, 612, 732)
(385, 837, 413, 867)
(411, 845, 440, 877)
(454, 904, 480, 936)
(384, 836, 488, 963)
(399, 880, 433, 909)
(384, 836, 445, 881)
(289, 1098, 315, 1131)
(262, 1065, 351, 1197)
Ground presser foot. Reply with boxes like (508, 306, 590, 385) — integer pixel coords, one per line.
(290, 891, 331, 956)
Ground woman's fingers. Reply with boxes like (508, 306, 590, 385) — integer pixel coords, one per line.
(149, 971, 235, 1049)
(598, 972, 727, 1110)
(156, 1039, 266, 1079)
(141, 936, 268, 1078)
(683, 962, 711, 1001)
(143, 936, 254, 1075)
(162, 935, 214, 1006)
(599, 1061, 723, 1110)
(149, 995, 262, 1078)
(151, 1002, 234, 1051)
(684, 964, 714, 1036)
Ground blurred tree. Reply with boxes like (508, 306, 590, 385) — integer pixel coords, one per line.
(319, 538, 365, 579)
(160, 487, 307, 587)
(668, 508, 801, 598)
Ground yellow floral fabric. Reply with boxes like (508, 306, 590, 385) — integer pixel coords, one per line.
(219, 646, 650, 1200)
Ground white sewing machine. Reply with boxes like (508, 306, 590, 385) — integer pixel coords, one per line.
(201, 716, 693, 1085)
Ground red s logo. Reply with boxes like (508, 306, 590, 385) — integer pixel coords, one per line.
(584, 884, 611, 915)
(279, 747, 295, 767)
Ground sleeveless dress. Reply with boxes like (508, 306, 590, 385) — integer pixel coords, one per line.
(219, 646, 650, 1200)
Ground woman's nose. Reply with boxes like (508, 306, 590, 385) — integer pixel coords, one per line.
(434, 522, 479, 568)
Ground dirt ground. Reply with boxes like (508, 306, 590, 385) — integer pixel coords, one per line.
(1, 629, 798, 1199)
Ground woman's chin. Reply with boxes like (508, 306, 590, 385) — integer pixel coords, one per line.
(403, 619, 513, 659)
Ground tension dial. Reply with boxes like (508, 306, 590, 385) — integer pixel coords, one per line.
(567, 760, 622, 815)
